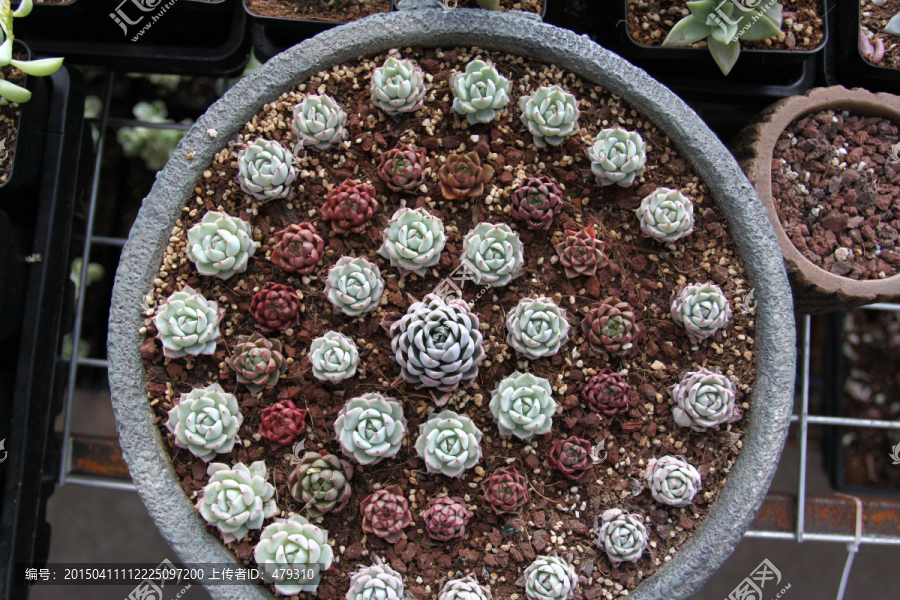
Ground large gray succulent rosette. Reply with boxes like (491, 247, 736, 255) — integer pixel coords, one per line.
(586, 127, 647, 187)
(670, 368, 736, 432)
(196, 461, 277, 543)
(371, 56, 427, 115)
(254, 514, 333, 595)
(291, 94, 347, 150)
(334, 392, 407, 465)
(462, 222, 524, 287)
(346, 558, 405, 600)
(450, 59, 511, 124)
(593, 508, 648, 566)
(489, 371, 556, 441)
(506, 296, 570, 360)
(324, 255, 384, 317)
(644, 455, 702, 507)
(236, 138, 297, 201)
(518, 84, 581, 148)
(415, 410, 483, 477)
(439, 575, 493, 600)
(670, 282, 732, 340)
(165, 383, 242, 462)
(185, 211, 256, 280)
(152, 286, 223, 359)
(522, 555, 578, 600)
(379, 207, 447, 276)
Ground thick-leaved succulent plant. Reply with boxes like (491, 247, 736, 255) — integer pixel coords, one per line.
(347, 558, 405, 600)
(230, 332, 287, 393)
(489, 371, 556, 441)
(638, 187, 695, 242)
(0, 0, 64, 104)
(555, 225, 610, 278)
(250, 282, 301, 333)
(388, 294, 485, 403)
(321, 179, 379, 234)
(371, 56, 427, 115)
(523, 555, 578, 600)
(587, 128, 647, 187)
(519, 85, 581, 148)
(153, 286, 223, 358)
(462, 222, 524, 287)
(481, 465, 529, 514)
(334, 392, 407, 465)
(186, 211, 256, 280)
(288, 451, 353, 517)
(582, 368, 630, 420)
(378, 207, 447, 276)
(671, 282, 732, 340)
(423, 496, 471, 542)
(644, 455, 702, 507)
(548, 436, 593, 481)
(309, 331, 359, 384)
(324, 255, 384, 316)
(593, 509, 648, 566)
(197, 461, 277, 543)
(258, 400, 307, 451)
(360, 484, 413, 543)
(510, 176, 564, 230)
(236, 138, 297, 201)
(165, 383, 242, 462)
(581, 297, 640, 355)
(506, 296, 570, 360)
(450, 59, 511, 124)
(377, 143, 426, 192)
(670, 368, 735, 432)
(415, 410, 483, 477)
(439, 151, 495, 200)
(291, 94, 347, 150)
(270, 223, 324, 275)
(439, 575, 492, 600)
(254, 514, 333, 595)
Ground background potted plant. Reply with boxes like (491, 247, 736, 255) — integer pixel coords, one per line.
(835, 0, 900, 94)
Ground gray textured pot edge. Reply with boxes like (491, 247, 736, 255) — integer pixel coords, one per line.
(107, 7, 796, 600)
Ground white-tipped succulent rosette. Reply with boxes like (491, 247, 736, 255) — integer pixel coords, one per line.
(462, 222, 525, 287)
(378, 206, 447, 276)
(518, 84, 581, 148)
(196, 461, 277, 543)
(670, 368, 736, 432)
(506, 296, 570, 360)
(152, 286, 223, 358)
(324, 255, 384, 317)
(165, 383, 242, 462)
(308, 331, 359, 383)
(291, 93, 347, 150)
(593, 508, 648, 566)
(522, 555, 578, 600)
(333, 392, 407, 465)
(671, 282, 732, 340)
(346, 557, 405, 600)
(438, 574, 493, 600)
(489, 371, 557, 441)
(185, 211, 256, 280)
(587, 127, 647, 187)
(638, 187, 695, 242)
(236, 137, 297, 201)
(450, 59, 511, 124)
(371, 56, 427, 115)
(253, 514, 333, 595)
(415, 409, 483, 478)
(644, 455, 702, 507)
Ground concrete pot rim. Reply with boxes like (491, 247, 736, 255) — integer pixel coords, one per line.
(742, 85, 900, 312)
(107, 7, 796, 600)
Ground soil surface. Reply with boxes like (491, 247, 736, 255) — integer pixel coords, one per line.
(626, 0, 825, 51)
(140, 46, 759, 599)
(246, 0, 391, 23)
(0, 54, 28, 187)
(861, 0, 900, 69)
(446, 0, 544, 14)
(840, 309, 900, 490)
(770, 110, 900, 280)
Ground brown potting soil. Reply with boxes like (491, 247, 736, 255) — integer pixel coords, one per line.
(626, 0, 825, 51)
(140, 46, 759, 599)
(770, 110, 900, 280)
(446, 0, 544, 14)
(246, 0, 391, 23)
(860, 0, 900, 69)
(0, 54, 28, 187)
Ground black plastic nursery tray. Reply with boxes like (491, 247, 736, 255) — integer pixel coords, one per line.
(244, 0, 394, 39)
(834, 0, 900, 95)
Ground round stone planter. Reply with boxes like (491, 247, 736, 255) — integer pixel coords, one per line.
(733, 85, 900, 314)
(108, 5, 796, 600)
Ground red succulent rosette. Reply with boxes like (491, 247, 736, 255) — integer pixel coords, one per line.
(438, 151, 494, 200)
(481, 465, 529, 515)
(510, 175, 564, 230)
(555, 225, 610, 278)
(581, 296, 640, 356)
(422, 496, 471, 542)
(582, 368, 631, 419)
(360, 485, 413, 544)
(377, 143, 426, 192)
(258, 399, 308, 450)
(249, 282, 301, 333)
(321, 179, 378, 234)
(270, 222, 324, 275)
(548, 436, 593, 481)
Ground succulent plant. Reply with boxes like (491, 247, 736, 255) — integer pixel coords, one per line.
(334, 392, 407, 465)
(360, 484, 413, 543)
(254, 514, 333, 595)
(186, 211, 256, 280)
(523, 555, 578, 600)
(554, 225, 610, 278)
(309, 331, 359, 384)
(638, 187, 695, 242)
(582, 368, 630, 420)
(670, 368, 736, 432)
(378, 207, 447, 276)
(324, 255, 385, 317)
(250, 282, 301, 333)
(450, 59, 511, 124)
(415, 410, 484, 477)
(258, 400, 308, 451)
(593, 509, 648, 566)
(489, 371, 556, 441)
(439, 575, 493, 600)
(581, 297, 640, 356)
(321, 179, 379, 234)
(644, 455, 702, 507)
(230, 332, 287, 393)
(506, 296, 570, 360)
(153, 286, 223, 359)
(377, 143, 426, 192)
(861, 30, 886, 65)
(671, 282, 732, 340)
(288, 451, 353, 517)
(662, 0, 784, 76)
(371, 56, 427, 115)
(197, 461, 277, 543)
(423, 496, 471, 542)
(270, 223, 324, 275)
(519, 84, 581, 149)
(439, 151, 495, 200)
(165, 383, 242, 462)
(347, 558, 405, 600)
(510, 176, 564, 230)
(548, 436, 593, 481)
(236, 138, 297, 201)
(462, 222, 524, 287)
(587, 128, 647, 187)
(0, 0, 64, 104)
(481, 465, 529, 514)
(291, 94, 347, 150)
(388, 294, 486, 403)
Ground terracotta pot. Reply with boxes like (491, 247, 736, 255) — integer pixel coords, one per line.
(733, 85, 900, 314)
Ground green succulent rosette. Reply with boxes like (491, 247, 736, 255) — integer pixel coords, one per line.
(152, 285, 223, 359)
(415, 410, 483, 478)
(586, 128, 647, 187)
(254, 514, 334, 595)
(334, 392, 407, 465)
(450, 59, 511, 124)
(518, 84, 581, 148)
(324, 256, 385, 317)
(236, 138, 297, 200)
(489, 371, 556, 441)
(309, 331, 359, 384)
(379, 207, 447, 276)
(196, 461, 277, 544)
(523, 555, 578, 600)
(371, 56, 427, 115)
(185, 211, 256, 280)
(165, 383, 242, 462)
(506, 296, 570, 360)
(291, 94, 347, 150)
(461, 222, 524, 288)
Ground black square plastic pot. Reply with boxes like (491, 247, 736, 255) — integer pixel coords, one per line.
(834, 0, 900, 94)
(244, 0, 395, 39)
